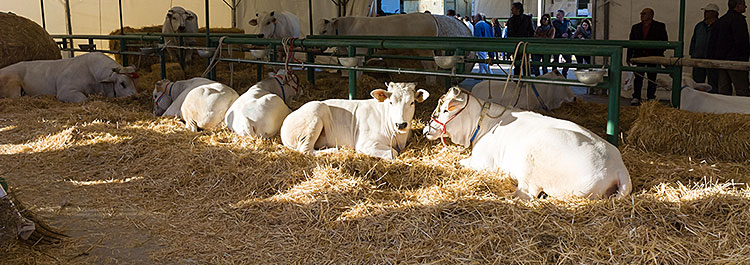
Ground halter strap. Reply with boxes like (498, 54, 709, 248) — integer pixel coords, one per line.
(154, 82, 174, 108)
(431, 90, 508, 147)
(272, 75, 287, 104)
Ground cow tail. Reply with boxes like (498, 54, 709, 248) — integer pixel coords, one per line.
(616, 170, 633, 198)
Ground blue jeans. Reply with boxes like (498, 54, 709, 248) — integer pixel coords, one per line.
(476, 52, 492, 74)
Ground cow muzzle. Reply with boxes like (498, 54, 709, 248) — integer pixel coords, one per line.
(395, 122, 408, 131)
(257, 33, 264, 38)
(178, 26, 186, 31)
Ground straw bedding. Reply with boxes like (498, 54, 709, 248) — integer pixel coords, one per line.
(0, 12, 61, 69)
(1, 67, 749, 264)
(627, 101, 750, 162)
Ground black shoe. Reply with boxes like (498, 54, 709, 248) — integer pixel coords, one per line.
(630, 98, 642, 106)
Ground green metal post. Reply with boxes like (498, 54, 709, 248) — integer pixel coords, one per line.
(455, 48, 464, 75)
(64, 0, 73, 57)
(159, 37, 167, 79)
(307, 52, 315, 86)
(606, 49, 623, 146)
(205, 0, 211, 74)
(256, 64, 263, 82)
(348, 45, 356, 99)
(672, 0, 686, 108)
(179, 36, 185, 69)
(270, 44, 277, 62)
(118, 0, 127, 66)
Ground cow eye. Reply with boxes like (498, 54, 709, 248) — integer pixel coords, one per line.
(443, 109, 448, 113)
(120, 83, 126, 88)
(322, 30, 327, 34)
(410, 101, 415, 105)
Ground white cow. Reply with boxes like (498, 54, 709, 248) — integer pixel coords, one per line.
(224, 70, 301, 138)
(0, 52, 137, 103)
(680, 86, 750, 114)
(152, 77, 216, 116)
(179, 82, 239, 132)
(249, 11, 301, 39)
(316, 13, 474, 82)
(423, 87, 632, 200)
(281, 82, 429, 159)
(471, 70, 575, 112)
(162, 6, 199, 63)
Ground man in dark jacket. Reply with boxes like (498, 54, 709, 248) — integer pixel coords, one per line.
(627, 8, 669, 106)
(708, 0, 750, 97)
(506, 2, 534, 75)
(506, 2, 534, 38)
(690, 3, 720, 92)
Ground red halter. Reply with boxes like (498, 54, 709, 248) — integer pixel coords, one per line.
(430, 94, 470, 147)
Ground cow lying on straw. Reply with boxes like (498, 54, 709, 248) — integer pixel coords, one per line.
(424, 87, 632, 200)
(680, 75, 750, 114)
(225, 70, 301, 138)
(281, 82, 429, 159)
(0, 52, 137, 103)
(153, 78, 238, 132)
(471, 70, 575, 112)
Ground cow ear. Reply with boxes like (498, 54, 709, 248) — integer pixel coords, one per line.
(101, 71, 118, 83)
(270, 11, 275, 17)
(249, 19, 258, 26)
(323, 19, 330, 24)
(186, 15, 194, 21)
(446, 97, 464, 111)
(415, 89, 430, 103)
(333, 19, 339, 25)
(371, 89, 392, 102)
(448, 87, 462, 97)
(272, 17, 277, 23)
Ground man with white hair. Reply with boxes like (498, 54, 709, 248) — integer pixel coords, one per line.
(690, 3, 720, 92)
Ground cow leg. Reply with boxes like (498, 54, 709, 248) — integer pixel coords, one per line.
(357, 141, 398, 160)
(0, 74, 23, 98)
(514, 181, 541, 201)
(56, 89, 87, 103)
(281, 102, 329, 155)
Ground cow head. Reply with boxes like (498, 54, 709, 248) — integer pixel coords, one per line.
(269, 69, 303, 101)
(249, 11, 280, 38)
(152, 79, 174, 116)
(371, 82, 429, 134)
(423, 87, 471, 143)
(165, 6, 194, 33)
(101, 66, 138, 98)
(316, 18, 338, 35)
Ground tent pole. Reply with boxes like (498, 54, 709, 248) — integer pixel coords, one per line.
(40, 0, 46, 29)
(64, 0, 73, 57)
(309, 0, 313, 35)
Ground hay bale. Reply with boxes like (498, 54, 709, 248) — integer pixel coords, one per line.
(626, 102, 750, 162)
(0, 12, 61, 69)
(108, 26, 243, 70)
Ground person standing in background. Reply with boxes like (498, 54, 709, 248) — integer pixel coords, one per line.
(690, 3, 720, 92)
(627, 8, 669, 106)
(462, 16, 475, 35)
(552, 10, 573, 77)
(532, 14, 555, 76)
(708, 0, 749, 96)
(506, 2, 534, 75)
(473, 14, 494, 74)
(573, 19, 593, 65)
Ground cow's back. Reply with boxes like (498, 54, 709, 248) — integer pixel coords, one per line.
(680, 86, 750, 114)
(433, 15, 471, 37)
(226, 87, 290, 137)
(181, 83, 239, 131)
(341, 13, 438, 36)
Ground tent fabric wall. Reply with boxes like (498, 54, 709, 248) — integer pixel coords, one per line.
(237, 0, 375, 37)
(1, 0, 233, 56)
(473, 0, 579, 19)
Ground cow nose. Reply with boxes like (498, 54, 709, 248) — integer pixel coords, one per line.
(257, 33, 264, 38)
(396, 122, 408, 130)
(178, 25, 186, 31)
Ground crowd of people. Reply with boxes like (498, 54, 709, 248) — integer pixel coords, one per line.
(446, 0, 749, 106)
(447, 3, 593, 77)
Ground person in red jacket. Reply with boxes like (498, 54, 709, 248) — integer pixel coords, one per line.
(627, 8, 668, 106)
